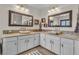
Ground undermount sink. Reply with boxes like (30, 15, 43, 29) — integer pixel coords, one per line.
(48, 33, 60, 35)
(48, 32, 63, 35)
(19, 31, 31, 34)
(61, 34, 77, 38)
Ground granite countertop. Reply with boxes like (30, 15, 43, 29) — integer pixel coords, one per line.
(0, 32, 40, 38)
(47, 32, 79, 40)
(0, 30, 79, 40)
(59, 34, 79, 40)
(0, 30, 51, 38)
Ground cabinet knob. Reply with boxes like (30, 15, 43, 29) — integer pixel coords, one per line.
(50, 40, 54, 44)
(25, 40, 26, 42)
(34, 38, 36, 40)
(44, 38, 45, 41)
(15, 43, 16, 45)
(62, 44, 63, 48)
(28, 40, 29, 42)
(50, 40, 51, 43)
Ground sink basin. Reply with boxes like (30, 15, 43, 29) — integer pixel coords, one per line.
(48, 33, 60, 35)
(48, 32, 63, 35)
(19, 31, 31, 34)
(61, 34, 77, 38)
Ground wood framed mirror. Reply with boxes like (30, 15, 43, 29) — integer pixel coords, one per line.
(48, 10, 72, 27)
(8, 10, 33, 27)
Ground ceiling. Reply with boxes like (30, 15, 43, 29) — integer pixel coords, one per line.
(24, 4, 70, 10)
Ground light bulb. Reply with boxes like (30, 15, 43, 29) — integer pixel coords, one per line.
(51, 9, 54, 11)
(16, 5, 20, 9)
(55, 8, 59, 11)
(48, 10, 51, 13)
(25, 9, 29, 12)
(21, 7, 25, 10)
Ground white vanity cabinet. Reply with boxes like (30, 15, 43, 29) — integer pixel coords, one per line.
(2, 37, 18, 55)
(45, 34, 53, 51)
(18, 36, 29, 53)
(46, 34, 60, 54)
(27, 35, 34, 49)
(2, 32, 77, 55)
(18, 35, 34, 53)
(40, 33, 46, 48)
(34, 34, 40, 47)
(61, 38, 74, 55)
(53, 36, 60, 54)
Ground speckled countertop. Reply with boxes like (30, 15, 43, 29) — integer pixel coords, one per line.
(0, 31, 79, 40)
(0, 32, 40, 38)
(59, 34, 79, 40)
(47, 32, 79, 40)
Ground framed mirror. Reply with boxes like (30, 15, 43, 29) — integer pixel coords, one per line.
(48, 10, 72, 27)
(9, 10, 33, 27)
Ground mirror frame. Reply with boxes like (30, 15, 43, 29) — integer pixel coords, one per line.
(8, 10, 33, 27)
(48, 10, 72, 27)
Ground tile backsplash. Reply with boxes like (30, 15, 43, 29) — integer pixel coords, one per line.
(3, 30, 19, 34)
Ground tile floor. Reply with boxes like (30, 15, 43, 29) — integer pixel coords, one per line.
(19, 46, 56, 55)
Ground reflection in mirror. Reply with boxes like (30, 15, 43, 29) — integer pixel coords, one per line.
(11, 13, 22, 25)
(48, 10, 72, 27)
(9, 10, 33, 27)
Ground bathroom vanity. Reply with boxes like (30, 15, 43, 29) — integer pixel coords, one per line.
(0, 31, 79, 55)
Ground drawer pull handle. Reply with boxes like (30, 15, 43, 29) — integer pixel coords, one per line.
(50, 40, 54, 44)
(15, 43, 16, 45)
(62, 44, 63, 47)
(25, 40, 26, 42)
(44, 38, 45, 41)
(28, 40, 29, 42)
(34, 38, 36, 40)
(50, 40, 51, 43)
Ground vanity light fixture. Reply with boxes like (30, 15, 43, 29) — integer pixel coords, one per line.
(21, 7, 25, 11)
(48, 10, 51, 13)
(25, 9, 29, 12)
(16, 5, 20, 9)
(48, 7, 60, 13)
(15, 4, 29, 12)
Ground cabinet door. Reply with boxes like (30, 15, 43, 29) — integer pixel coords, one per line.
(50, 36, 61, 54)
(45, 35, 52, 51)
(46, 34, 61, 54)
(18, 38, 27, 53)
(27, 37, 34, 49)
(3, 37, 17, 55)
(53, 36, 60, 54)
(74, 40, 79, 55)
(46, 38, 52, 51)
(61, 38, 73, 55)
(50, 40, 55, 52)
(18, 35, 34, 53)
(34, 34, 40, 47)
(40, 33, 46, 47)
